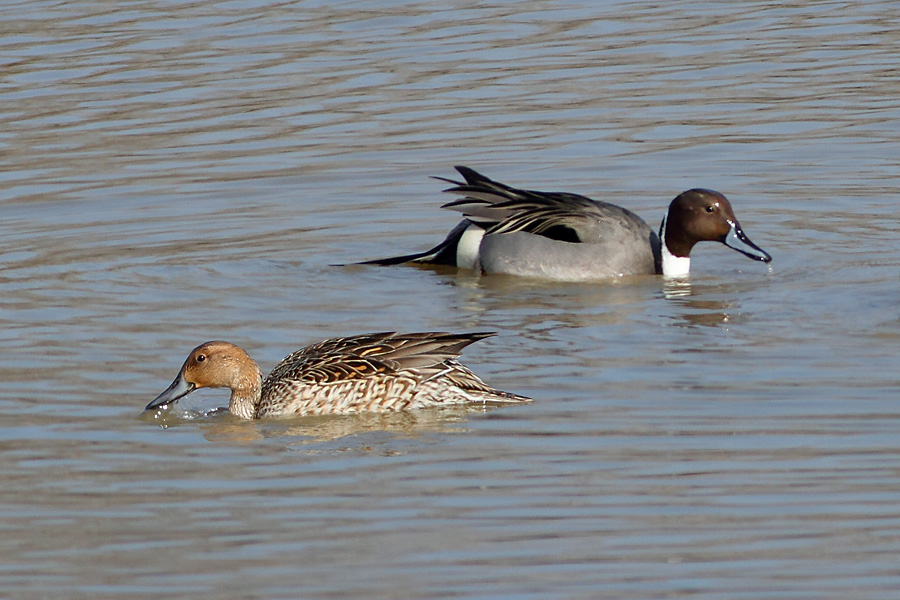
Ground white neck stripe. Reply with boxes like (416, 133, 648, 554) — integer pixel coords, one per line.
(660, 215, 690, 278)
(456, 224, 484, 270)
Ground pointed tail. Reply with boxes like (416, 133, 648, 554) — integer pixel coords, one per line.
(355, 220, 474, 267)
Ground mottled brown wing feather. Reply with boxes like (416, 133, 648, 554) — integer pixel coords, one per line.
(264, 332, 497, 387)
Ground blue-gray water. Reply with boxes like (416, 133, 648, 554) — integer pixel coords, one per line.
(2, 1, 900, 598)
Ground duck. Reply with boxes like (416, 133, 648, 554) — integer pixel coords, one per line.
(145, 331, 530, 419)
(360, 166, 772, 281)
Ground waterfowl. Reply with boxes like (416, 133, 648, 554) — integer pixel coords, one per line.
(145, 331, 530, 419)
(361, 166, 772, 281)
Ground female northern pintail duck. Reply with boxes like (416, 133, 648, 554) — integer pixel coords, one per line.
(362, 166, 772, 281)
(145, 331, 530, 419)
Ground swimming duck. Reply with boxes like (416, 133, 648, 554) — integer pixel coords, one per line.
(145, 331, 530, 419)
(361, 166, 772, 281)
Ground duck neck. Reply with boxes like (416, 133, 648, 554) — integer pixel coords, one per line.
(659, 216, 691, 278)
(228, 363, 264, 420)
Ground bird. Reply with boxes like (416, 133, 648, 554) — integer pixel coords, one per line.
(145, 331, 530, 419)
(360, 166, 771, 281)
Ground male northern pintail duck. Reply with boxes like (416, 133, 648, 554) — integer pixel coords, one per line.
(361, 166, 772, 281)
(145, 331, 530, 419)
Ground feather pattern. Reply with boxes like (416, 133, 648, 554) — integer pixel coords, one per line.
(257, 331, 529, 417)
(146, 332, 530, 419)
(438, 167, 649, 246)
(357, 166, 770, 281)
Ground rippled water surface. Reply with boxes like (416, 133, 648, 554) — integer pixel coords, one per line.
(3, 1, 900, 598)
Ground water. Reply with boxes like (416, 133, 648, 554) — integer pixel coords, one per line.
(2, 1, 900, 598)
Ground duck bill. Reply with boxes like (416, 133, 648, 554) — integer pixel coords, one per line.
(723, 221, 772, 263)
(145, 373, 195, 411)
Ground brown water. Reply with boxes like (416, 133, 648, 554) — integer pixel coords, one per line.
(2, 1, 900, 598)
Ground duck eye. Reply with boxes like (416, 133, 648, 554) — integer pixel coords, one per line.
(705, 205, 715, 213)
(196, 354, 206, 363)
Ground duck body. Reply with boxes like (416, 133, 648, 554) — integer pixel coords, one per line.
(361, 166, 771, 280)
(146, 332, 530, 419)
(476, 206, 658, 281)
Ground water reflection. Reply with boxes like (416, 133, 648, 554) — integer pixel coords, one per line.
(662, 277, 692, 299)
(445, 271, 663, 327)
(662, 278, 745, 328)
(142, 404, 485, 444)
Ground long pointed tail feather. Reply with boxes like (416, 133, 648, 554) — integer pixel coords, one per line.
(355, 220, 472, 267)
(353, 167, 502, 268)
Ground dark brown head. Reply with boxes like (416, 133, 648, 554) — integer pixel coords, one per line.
(663, 189, 771, 262)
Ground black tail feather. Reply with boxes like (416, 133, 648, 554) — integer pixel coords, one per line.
(351, 167, 496, 268)
(355, 220, 471, 267)
(356, 249, 443, 266)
